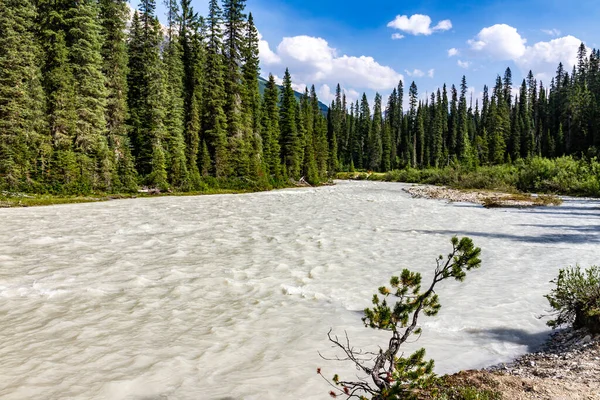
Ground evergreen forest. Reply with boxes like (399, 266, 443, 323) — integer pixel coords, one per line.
(1, 0, 600, 194)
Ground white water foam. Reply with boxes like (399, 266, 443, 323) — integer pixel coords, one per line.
(0, 181, 599, 399)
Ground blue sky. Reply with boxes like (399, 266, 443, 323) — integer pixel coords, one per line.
(148, 0, 599, 107)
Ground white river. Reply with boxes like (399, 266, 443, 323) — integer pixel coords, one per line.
(0, 181, 599, 399)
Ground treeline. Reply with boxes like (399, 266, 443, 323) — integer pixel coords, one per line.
(0, 0, 329, 194)
(333, 44, 600, 172)
(2, 1, 600, 195)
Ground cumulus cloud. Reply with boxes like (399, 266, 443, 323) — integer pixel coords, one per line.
(468, 24, 527, 59)
(516, 35, 585, 81)
(428, 69, 435, 78)
(258, 32, 281, 65)
(387, 14, 452, 36)
(317, 84, 360, 105)
(457, 60, 471, 69)
(448, 48, 459, 57)
(391, 33, 405, 40)
(467, 24, 585, 81)
(259, 34, 403, 91)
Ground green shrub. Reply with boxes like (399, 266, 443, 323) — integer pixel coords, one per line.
(545, 265, 600, 333)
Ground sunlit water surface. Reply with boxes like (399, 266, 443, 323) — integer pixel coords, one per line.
(1, 181, 599, 399)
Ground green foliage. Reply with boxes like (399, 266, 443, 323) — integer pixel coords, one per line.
(323, 237, 482, 400)
(4, 2, 600, 198)
(545, 265, 600, 333)
(0, 0, 47, 189)
(348, 156, 600, 197)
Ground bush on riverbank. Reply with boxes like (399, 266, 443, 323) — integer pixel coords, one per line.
(545, 265, 600, 334)
(338, 157, 600, 197)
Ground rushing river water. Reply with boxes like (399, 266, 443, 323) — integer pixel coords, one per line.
(1, 181, 599, 399)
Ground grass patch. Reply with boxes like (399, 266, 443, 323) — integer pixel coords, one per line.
(427, 373, 502, 400)
(0, 185, 270, 208)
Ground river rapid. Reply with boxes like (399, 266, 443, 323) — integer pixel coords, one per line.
(1, 181, 599, 399)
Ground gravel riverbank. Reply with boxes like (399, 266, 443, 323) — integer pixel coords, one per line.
(447, 328, 600, 399)
(404, 185, 562, 208)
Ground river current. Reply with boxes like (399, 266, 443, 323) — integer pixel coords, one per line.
(1, 181, 599, 399)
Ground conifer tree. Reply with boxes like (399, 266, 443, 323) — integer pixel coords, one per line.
(260, 74, 282, 182)
(367, 93, 383, 171)
(99, 0, 137, 191)
(385, 89, 398, 170)
(358, 94, 371, 169)
(311, 87, 329, 178)
(408, 82, 418, 167)
(300, 90, 318, 183)
(38, 0, 79, 186)
(448, 85, 458, 159)
(202, 0, 228, 177)
(129, 1, 169, 189)
(223, 0, 249, 177)
(279, 69, 301, 179)
(0, 0, 48, 189)
(180, 0, 203, 186)
(457, 76, 471, 162)
(163, 0, 189, 189)
(241, 12, 263, 180)
(432, 90, 444, 167)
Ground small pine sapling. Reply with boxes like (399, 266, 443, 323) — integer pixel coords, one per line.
(319, 236, 482, 399)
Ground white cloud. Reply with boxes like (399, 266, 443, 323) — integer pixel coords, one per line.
(468, 24, 527, 59)
(292, 82, 308, 93)
(434, 19, 452, 31)
(387, 14, 452, 36)
(405, 69, 425, 77)
(391, 33, 405, 40)
(259, 35, 403, 91)
(318, 84, 334, 104)
(317, 84, 360, 106)
(258, 32, 281, 65)
(542, 28, 561, 37)
(428, 69, 435, 78)
(516, 35, 584, 81)
(448, 48, 459, 57)
(467, 24, 585, 82)
(457, 60, 471, 69)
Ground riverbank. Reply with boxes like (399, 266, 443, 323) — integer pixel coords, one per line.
(337, 156, 600, 198)
(0, 187, 256, 208)
(404, 185, 563, 208)
(440, 328, 600, 399)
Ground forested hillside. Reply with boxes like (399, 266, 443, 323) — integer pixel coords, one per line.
(0, 0, 330, 193)
(1, 0, 599, 195)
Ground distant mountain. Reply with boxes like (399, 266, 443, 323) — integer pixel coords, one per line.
(258, 76, 329, 115)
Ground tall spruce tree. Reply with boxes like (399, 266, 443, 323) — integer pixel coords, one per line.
(279, 69, 301, 179)
(457, 75, 471, 162)
(180, 0, 203, 186)
(162, 0, 189, 189)
(99, 0, 137, 191)
(202, 0, 228, 177)
(260, 74, 282, 182)
(241, 12, 263, 180)
(38, 0, 79, 186)
(223, 0, 249, 177)
(0, 0, 48, 189)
